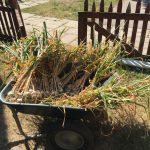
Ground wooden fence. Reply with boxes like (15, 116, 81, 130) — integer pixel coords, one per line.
(0, 0, 26, 42)
(78, 0, 150, 57)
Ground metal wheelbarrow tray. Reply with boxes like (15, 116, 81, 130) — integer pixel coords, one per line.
(0, 58, 150, 119)
(0, 81, 94, 120)
(0, 81, 102, 150)
(0, 82, 100, 150)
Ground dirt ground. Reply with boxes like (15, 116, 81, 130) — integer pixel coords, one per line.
(1, 103, 150, 150)
(0, 105, 40, 150)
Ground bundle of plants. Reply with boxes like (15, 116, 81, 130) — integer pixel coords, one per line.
(45, 67, 150, 108)
(0, 24, 122, 108)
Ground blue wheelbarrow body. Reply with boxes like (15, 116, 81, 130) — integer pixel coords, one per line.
(0, 81, 95, 120)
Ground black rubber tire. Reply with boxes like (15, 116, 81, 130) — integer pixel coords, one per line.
(47, 120, 94, 150)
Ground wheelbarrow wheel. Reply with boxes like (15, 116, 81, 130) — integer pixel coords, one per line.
(48, 120, 94, 150)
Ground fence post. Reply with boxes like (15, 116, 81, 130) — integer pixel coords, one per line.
(78, 12, 87, 45)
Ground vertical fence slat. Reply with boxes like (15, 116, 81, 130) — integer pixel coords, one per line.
(138, 3, 150, 54)
(123, 2, 131, 42)
(10, 10, 20, 39)
(91, 1, 96, 45)
(114, 0, 122, 37)
(106, 2, 113, 42)
(147, 40, 150, 55)
(0, 26, 2, 34)
(99, 0, 104, 13)
(0, 0, 3, 6)
(78, 13, 87, 44)
(98, 0, 104, 43)
(84, 0, 88, 11)
(130, 0, 141, 46)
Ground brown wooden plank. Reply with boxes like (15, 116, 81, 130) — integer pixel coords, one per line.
(99, 0, 104, 13)
(138, 3, 150, 53)
(98, 0, 104, 43)
(0, 0, 3, 6)
(107, 2, 113, 32)
(0, 26, 2, 34)
(106, 2, 113, 42)
(130, 0, 141, 46)
(78, 13, 87, 44)
(92, 2, 96, 13)
(91, 1, 96, 45)
(123, 2, 131, 42)
(147, 40, 150, 55)
(87, 21, 142, 57)
(115, 0, 122, 37)
(84, 0, 88, 11)
(79, 12, 150, 20)
(11, 9, 20, 38)
(0, 6, 12, 11)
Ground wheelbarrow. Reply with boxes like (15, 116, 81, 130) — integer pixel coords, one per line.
(0, 81, 106, 150)
(0, 58, 149, 150)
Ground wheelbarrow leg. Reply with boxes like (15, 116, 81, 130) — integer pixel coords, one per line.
(10, 107, 44, 139)
(10, 108, 27, 137)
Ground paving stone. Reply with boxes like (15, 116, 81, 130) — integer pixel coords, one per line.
(24, 24, 34, 33)
(24, 19, 44, 26)
(50, 27, 70, 37)
(136, 37, 149, 43)
(65, 28, 78, 35)
(142, 48, 148, 55)
(37, 19, 68, 30)
(64, 20, 78, 28)
(70, 39, 78, 46)
(22, 13, 35, 20)
(61, 34, 77, 44)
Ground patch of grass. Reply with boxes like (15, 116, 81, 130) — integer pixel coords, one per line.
(22, 0, 118, 20)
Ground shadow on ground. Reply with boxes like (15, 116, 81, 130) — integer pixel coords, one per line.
(34, 117, 150, 150)
(0, 105, 44, 150)
(0, 104, 8, 150)
(0, 111, 149, 150)
(95, 122, 150, 150)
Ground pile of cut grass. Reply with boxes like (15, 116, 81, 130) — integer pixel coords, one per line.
(1, 23, 150, 110)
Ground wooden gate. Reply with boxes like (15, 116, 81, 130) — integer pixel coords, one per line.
(0, 0, 26, 42)
(78, 0, 150, 57)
